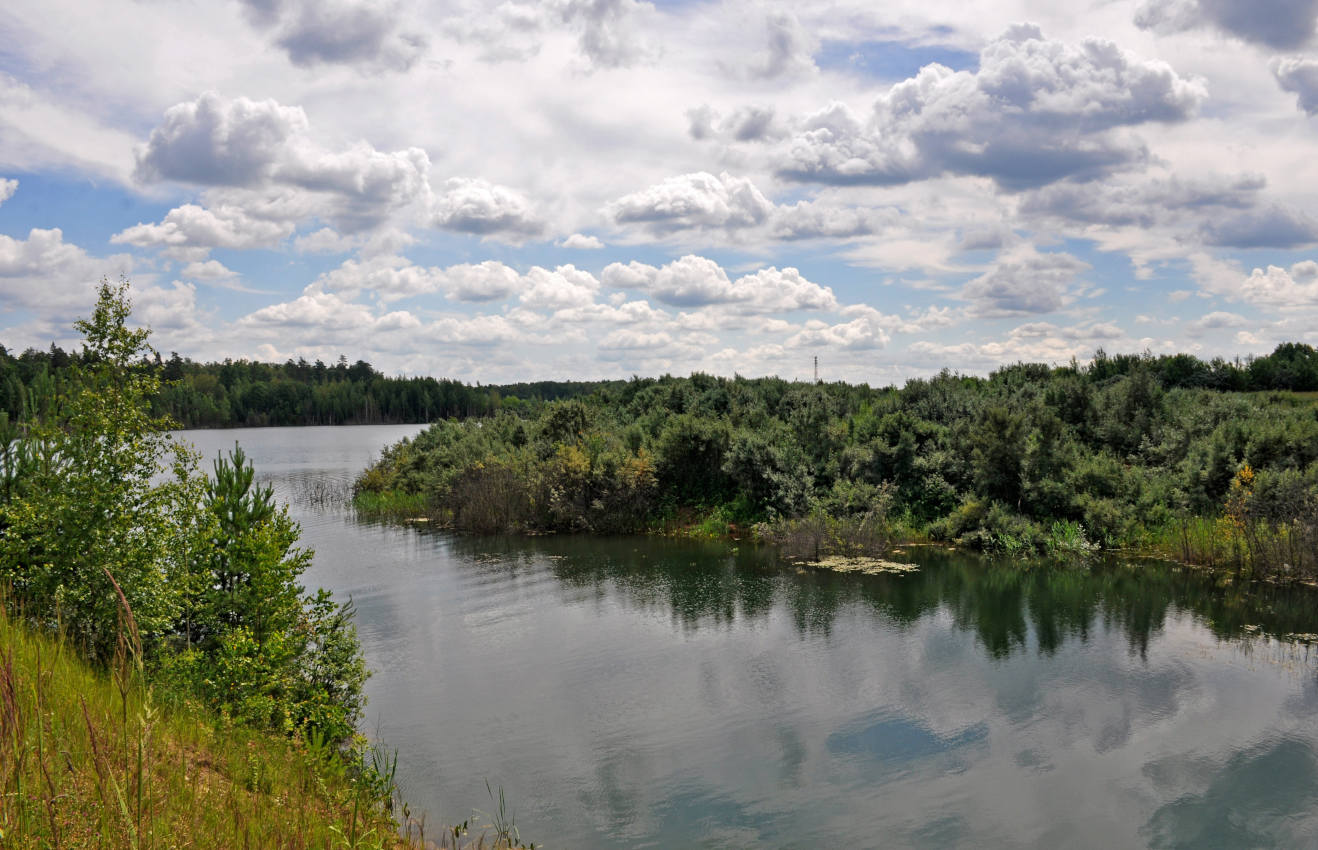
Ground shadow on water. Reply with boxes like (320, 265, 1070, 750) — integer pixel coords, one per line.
(435, 532, 1318, 660)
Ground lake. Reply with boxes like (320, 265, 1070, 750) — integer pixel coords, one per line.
(176, 425, 1318, 849)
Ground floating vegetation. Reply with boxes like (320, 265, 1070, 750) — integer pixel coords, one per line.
(806, 556, 920, 575)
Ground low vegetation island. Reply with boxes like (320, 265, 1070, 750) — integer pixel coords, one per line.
(352, 345, 1318, 581)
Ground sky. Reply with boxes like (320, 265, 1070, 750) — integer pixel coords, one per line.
(2, 0, 1318, 384)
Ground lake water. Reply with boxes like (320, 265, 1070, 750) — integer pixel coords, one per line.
(175, 425, 1318, 849)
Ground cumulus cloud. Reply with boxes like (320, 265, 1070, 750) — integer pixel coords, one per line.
(314, 254, 445, 301)
(786, 315, 891, 350)
(431, 177, 545, 240)
(111, 203, 294, 254)
(598, 328, 674, 351)
(238, 0, 427, 71)
(602, 255, 836, 312)
(1135, 0, 1318, 50)
(1187, 310, 1251, 334)
(770, 200, 891, 240)
(435, 261, 525, 302)
(962, 245, 1090, 316)
(608, 172, 774, 233)
(240, 289, 422, 341)
(560, 233, 604, 249)
(607, 172, 888, 241)
(518, 264, 600, 310)
(134, 93, 431, 232)
(0, 228, 134, 311)
(180, 259, 238, 280)
(1273, 57, 1318, 113)
(1236, 260, 1318, 305)
(773, 26, 1205, 190)
(293, 227, 356, 254)
(0, 178, 16, 207)
(134, 93, 306, 186)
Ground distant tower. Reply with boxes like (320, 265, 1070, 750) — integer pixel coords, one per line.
(814, 355, 818, 383)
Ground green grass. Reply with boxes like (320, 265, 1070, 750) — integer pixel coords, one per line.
(0, 604, 535, 849)
(353, 489, 430, 521)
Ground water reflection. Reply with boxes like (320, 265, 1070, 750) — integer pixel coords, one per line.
(173, 427, 1318, 850)
(441, 534, 1318, 659)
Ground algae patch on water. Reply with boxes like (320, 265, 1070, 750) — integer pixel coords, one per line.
(806, 556, 920, 575)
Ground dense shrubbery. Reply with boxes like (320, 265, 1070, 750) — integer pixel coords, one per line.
(357, 350, 1318, 579)
(0, 281, 367, 746)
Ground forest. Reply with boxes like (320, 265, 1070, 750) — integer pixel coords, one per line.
(0, 345, 623, 427)
(353, 344, 1318, 580)
(2, 339, 1317, 428)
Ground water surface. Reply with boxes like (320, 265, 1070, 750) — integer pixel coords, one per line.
(177, 426, 1318, 849)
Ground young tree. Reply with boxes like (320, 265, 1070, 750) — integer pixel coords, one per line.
(0, 278, 203, 658)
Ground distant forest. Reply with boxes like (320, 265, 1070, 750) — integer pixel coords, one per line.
(2, 341, 1317, 429)
(0, 347, 620, 427)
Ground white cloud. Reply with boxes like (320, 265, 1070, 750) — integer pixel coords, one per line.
(786, 316, 890, 350)
(0, 228, 134, 311)
(180, 259, 237, 280)
(134, 93, 307, 187)
(314, 254, 445, 301)
(770, 200, 891, 239)
(560, 233, 605, 250)
(598, 328, 674, 351)
(111, 203, 294, 254)
(519, 264, 600, 310)
(602, 255, 837, 312)
(437, 261, 525, 302)
(1236, 261, 1318, 306)
(293, 227, 356, 254)
(133, 93, 432, 232)
(608, 172, 774, 233)
(431, 177, 544, 240)
(773, 26, 1206, 189)
(962, 245, 1091, 316)
(0, 178, 16, 207)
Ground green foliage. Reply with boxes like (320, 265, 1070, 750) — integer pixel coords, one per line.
(0, 280, 367, 746)
(352, 345, 1318, 579)
(0, 278, 198, 659)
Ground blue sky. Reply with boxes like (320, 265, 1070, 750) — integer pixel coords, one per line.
(1, 0, 1317, 382)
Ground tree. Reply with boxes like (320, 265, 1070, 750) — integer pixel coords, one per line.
(0, 278, 204, 659)
(170, 442, 368, 743)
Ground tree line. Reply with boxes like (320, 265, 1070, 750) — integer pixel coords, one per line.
(3, 340, 1316, 430)
(0, 345, 630, 428)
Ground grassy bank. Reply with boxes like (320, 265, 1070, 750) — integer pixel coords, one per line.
(0, 605, 538, 849)
(0, 602, 404, 849)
